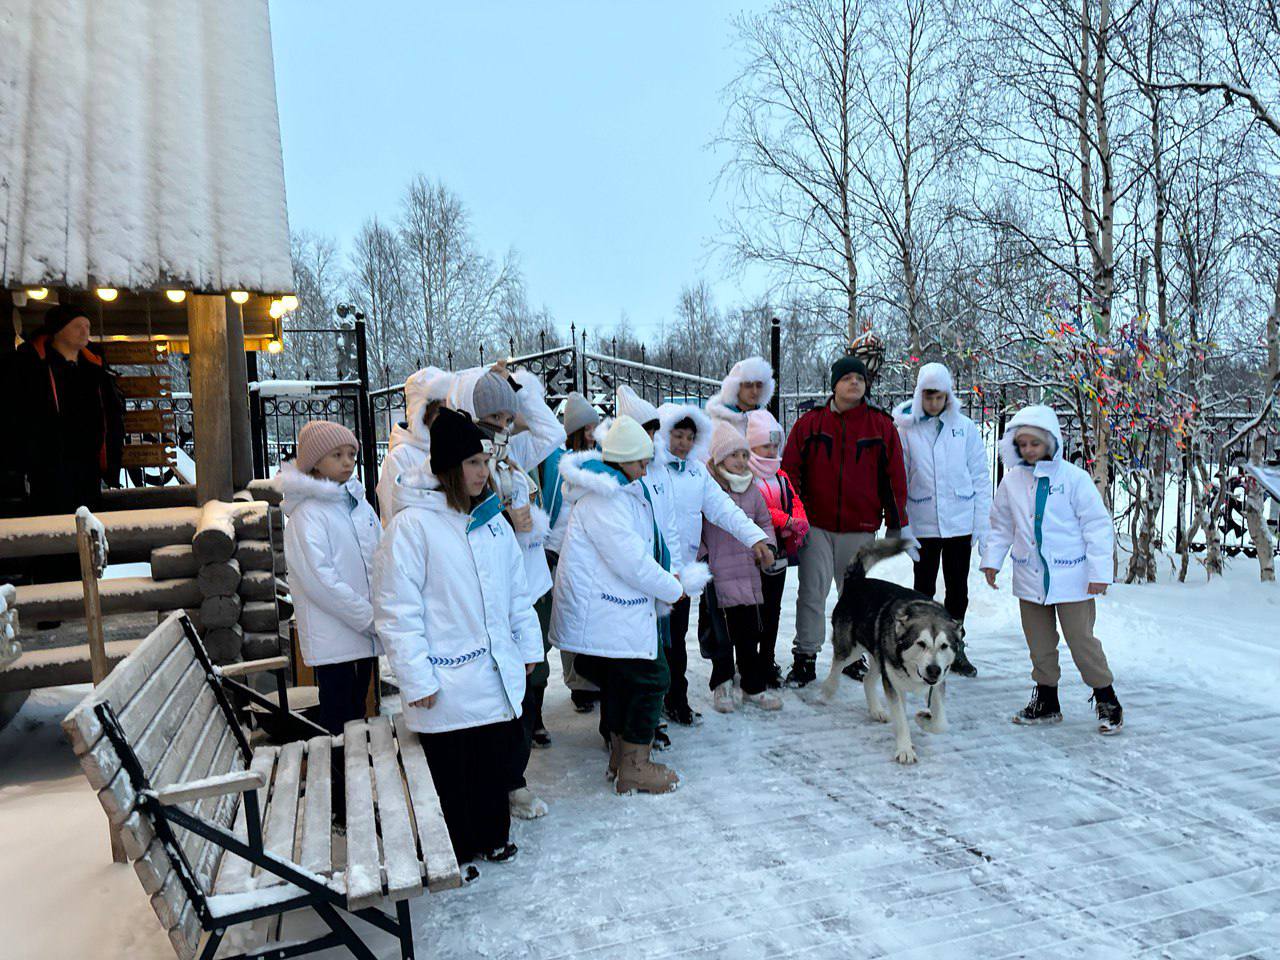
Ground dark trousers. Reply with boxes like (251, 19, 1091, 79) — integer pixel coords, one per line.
(314, 657, 375, 736)
(913, 535, 973, 623)
(663, 596, 693, 710)
(418, 717, 523, 863)
(509, 589, 553, 792)
(759, 567, 787, 669)
(575, 648, 670, 745)
(709, 604, 768, 695)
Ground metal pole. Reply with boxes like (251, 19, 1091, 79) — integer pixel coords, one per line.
(354, 318, 379, 509)
(769, 316, 781, 418)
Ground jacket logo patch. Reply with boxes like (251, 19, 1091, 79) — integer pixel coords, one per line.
(952, 428, 965, 437)
(487, 521, 504, 537)
(427, 647, 486, 667)
(1048, 483, 1066, 495)
(600, 591, 649, 607)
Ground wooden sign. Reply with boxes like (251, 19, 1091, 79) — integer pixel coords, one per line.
(120, 443, 177, 469)
(116, 375, 171, 400)
(99, 341, 166, 365)
(123, 409, 175, 434)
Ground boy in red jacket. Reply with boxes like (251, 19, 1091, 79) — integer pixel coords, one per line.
(780, 355, 915, 687)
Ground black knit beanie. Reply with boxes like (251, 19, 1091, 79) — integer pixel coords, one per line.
(34, 304, 90, 338)
(830, 355, 870, 392)
(429, 407, 486, 476)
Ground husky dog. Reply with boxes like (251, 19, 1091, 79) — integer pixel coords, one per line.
(815, 540, 961, 764)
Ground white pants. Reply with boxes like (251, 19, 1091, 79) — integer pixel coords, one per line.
(792, 528, 875, 657)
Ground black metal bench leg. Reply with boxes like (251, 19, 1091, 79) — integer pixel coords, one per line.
(396, 900, 415, 960)
(199, 927, 226, 960)
(314, 903, 378, 960)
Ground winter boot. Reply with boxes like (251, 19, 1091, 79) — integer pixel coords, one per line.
(615, 741, 680, 795)
(481, 842, 519, 863)
(1091, 686, 1124, 735)
(664, 699, 702, 726)
(842, 656, 869, 682)
(1012, 684, 1063, 725)
(785, 653, 817, 688)
(742, 690, 783, 711)
(950, 634, 977, 678)
(509, 787, 549, 820)
(764, 661, 783, 689)
(606, 734, 622, 782)
(712, 681, 736, 713)
(570, 690, 598, 713)
(532, 727, 552, 748)
(652, 723, 671, 751)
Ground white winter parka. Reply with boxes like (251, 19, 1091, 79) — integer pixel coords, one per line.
(278, 463, 383, 667)
(892, 363, 991, 546)
(656, 403, 767, 566)
(372, 470, 543, 734)
(375, 366, 454, 524)
(979, 405, 1114, 605)
(549, 453, 684, 661)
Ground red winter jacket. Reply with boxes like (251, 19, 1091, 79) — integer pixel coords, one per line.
(780, 400, 909, 534)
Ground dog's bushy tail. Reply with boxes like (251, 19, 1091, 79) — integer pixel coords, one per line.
(842, 538, 909, 584)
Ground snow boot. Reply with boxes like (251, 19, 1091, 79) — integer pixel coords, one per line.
(532, 727, 552, 748)
(570, 690, 597, 713)
(712, 681, 736, 713)
(664, 700, 702, 726)
(785, 653, 817, 688)
(950, 635, 977, 678)
(605, 734, 623, 781)
(1091, 686, 1124, 735)
(743, 690, 783, 711)
(481, 842, 518, 863)
(652, 723, 671, 751)
(509, 787, 549, 820)
(842, 656, 869, 682)
(764, 661, 783, 689)
(1012, 684, 1063, 725)
(615, 741, 680, 795)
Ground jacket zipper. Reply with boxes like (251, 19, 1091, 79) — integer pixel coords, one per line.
(835, 409, 846, 529)
(344, 500, 377, 657)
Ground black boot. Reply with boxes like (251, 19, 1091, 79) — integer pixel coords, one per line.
(570, 690, 597, 713)
(663, 699, 702, 726)
(950, 635, 977, 678)
(652, 723, 671, 751)
(785, 653, 817, 688)
(1091, 685, 1124, 735)
(1012, 684, 1062, 725)
(764, 661, 783, 690)
(842, 656, 869, 682)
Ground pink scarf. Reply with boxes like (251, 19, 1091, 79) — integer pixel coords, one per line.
(749, 451, 781, 480)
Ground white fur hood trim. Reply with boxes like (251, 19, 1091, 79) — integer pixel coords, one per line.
(707, 355, 775, 421)
(403, 366, 454, 444)
(557, 450, 629, 503)
(999, 404, 1064, 470)
(893, 362, 957, 430)
(656, 403, 713, 466)
(277, 461, 367, 517)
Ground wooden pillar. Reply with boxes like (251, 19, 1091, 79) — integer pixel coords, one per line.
(225, 298, 254, 490)
(189, 295, 234, 504)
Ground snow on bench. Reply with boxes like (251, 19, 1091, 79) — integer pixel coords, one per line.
(61, 611, 461, 960)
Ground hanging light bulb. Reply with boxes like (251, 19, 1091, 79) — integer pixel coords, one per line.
(96, 287, 118, 302)
(229, 290, 249, 304)
(165, 289, 187, 304)
(266, 339, 283, 354)
(268, 299, 284, 319)
(281, 294, 299, 311)
(26, 287, 48, 301)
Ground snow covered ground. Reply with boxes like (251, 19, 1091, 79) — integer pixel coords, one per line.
(2, 553, 1278, 959)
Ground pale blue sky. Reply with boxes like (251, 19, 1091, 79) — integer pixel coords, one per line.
(268, 0, 772, 336)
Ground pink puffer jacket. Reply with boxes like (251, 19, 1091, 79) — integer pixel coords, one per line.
(698, 479, 776, 608)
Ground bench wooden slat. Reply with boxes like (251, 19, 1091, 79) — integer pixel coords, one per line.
(86, 680, 218, 793)
(298, 735, 333, 876)
(62, 613, 188, 755)
(342, 720, 383, 910)
(260, 739, 304, 883)
(368, 717, 423, 900)
(393, 712, 462, 892)
(212, 747, 278, 895)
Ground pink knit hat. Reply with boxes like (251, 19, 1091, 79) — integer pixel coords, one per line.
(296, 420, 359, 474)
(708, 420, 750, 464)
(745, 409, 784, 449)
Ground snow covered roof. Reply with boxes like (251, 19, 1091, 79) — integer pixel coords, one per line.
(0, 0, 294, 295)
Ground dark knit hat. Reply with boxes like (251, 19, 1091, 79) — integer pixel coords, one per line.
(34, 304, 91, 338)
(429, 407, 486, 476)
(830, 355, 870, 391)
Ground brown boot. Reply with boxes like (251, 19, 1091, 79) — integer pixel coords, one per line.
(615, 741, 680, 795)
(606, 734, 622, 782)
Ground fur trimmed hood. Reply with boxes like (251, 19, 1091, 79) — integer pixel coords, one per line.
(400, 366, 454, 447)
(656, 402, 713, 466)
(893, 362, 957, 430)
(557, 450, 632, 503)
(707, 355, 775, 423)
(999, 404, 1064, 469)
(277, 461, 367, 517)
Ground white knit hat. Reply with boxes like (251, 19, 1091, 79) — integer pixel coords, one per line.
(745, 409, 784, 449)
(602, 415, 654, 463)
(616, 385, 660, 428)
(562, 392, 599, 436)
(708, 420, 750, 464)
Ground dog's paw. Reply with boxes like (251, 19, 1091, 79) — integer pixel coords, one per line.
(893, 744, 918, 764)
(868, 706, 890, 724)
(914, 709, 946, 734)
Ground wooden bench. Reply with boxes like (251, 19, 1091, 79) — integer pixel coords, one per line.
(62, 612, 461, 960)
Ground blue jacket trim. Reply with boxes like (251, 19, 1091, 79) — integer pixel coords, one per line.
(1034, 476, 1051, 597)
(581, 459, 629, 486)
(467, 491, 504, 532)
(600, 591, 649, 607)
(427, 647, 487, 667)
(543, 447, 567, 528)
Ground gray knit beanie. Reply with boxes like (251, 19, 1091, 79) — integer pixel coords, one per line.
(562, 392, 599, 436)
(471, 371, 518, 421)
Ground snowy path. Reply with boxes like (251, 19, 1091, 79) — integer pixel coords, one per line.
(2, 556, 1278, 959)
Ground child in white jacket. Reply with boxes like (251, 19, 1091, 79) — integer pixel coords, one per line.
(280, 421, 382, 736)
(893, 362, 990, 676)
(373, 408, 544, 872)
(980, 405, 1123, 735)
